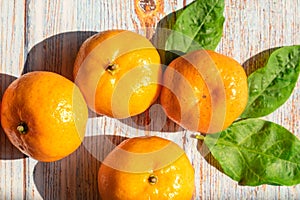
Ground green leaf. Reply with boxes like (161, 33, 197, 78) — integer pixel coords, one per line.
(165, 0, 225, 53)
(204, 118, 300, 186)
(241, 45, 300, 118)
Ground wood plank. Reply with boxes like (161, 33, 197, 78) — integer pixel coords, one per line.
(0, 0, 299, 199)
(0, 0, 26, 199)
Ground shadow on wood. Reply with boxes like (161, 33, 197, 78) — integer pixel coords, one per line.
(0, 73, 26, 160)
(22, 31, 97, 81)
(117, 101, 184, 133)
(33, 135, 128, 200)
(197, 138, 224, 173)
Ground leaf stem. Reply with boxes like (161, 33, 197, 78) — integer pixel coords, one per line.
(195, 134, 205, 140)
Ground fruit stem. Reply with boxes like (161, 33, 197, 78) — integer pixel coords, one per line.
(106, 63, 119, 74)
(148, 174, 158, 185)
(17, 122, 28, 135)
(195, 134, 205, 140)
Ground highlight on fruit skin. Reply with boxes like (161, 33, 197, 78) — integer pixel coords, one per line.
(73, 29, 162, 119)
(160, 49, 248, 134)
(98, 136, 195, 200)
(0, 71, 88, 162)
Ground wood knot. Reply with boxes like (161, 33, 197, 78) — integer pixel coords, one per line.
(134, 0, 164, 29)
(139, 0, 157, 14)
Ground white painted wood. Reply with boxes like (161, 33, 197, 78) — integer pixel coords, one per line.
(0, 0, 299, 199)
(0, 0, 26, 199)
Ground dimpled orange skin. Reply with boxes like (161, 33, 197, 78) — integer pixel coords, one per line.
(160, 50, 248, 134)
(0, 71, 88, 162)
(73, 30, 162, 119)
(98, 136, 195, 200)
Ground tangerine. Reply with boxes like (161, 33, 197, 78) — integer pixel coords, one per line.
(1, 71, 88, 162)
(98, 136, 195, 200)
(160, 50, 248, 133)
(73, 30, 162, 118)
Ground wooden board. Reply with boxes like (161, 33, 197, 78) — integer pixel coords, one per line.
(0, 0, 299, 199)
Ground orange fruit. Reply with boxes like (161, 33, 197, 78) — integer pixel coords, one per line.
(0, 71, 88, 162)
(160, 50, 248, 134)
(98, 136, 195, 200)
(73, 30, 162, 119)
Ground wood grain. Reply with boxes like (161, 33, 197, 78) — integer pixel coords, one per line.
(0, 0, 299, 199)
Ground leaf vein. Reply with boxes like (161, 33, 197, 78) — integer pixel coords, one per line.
(236, 148, 265, 183)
